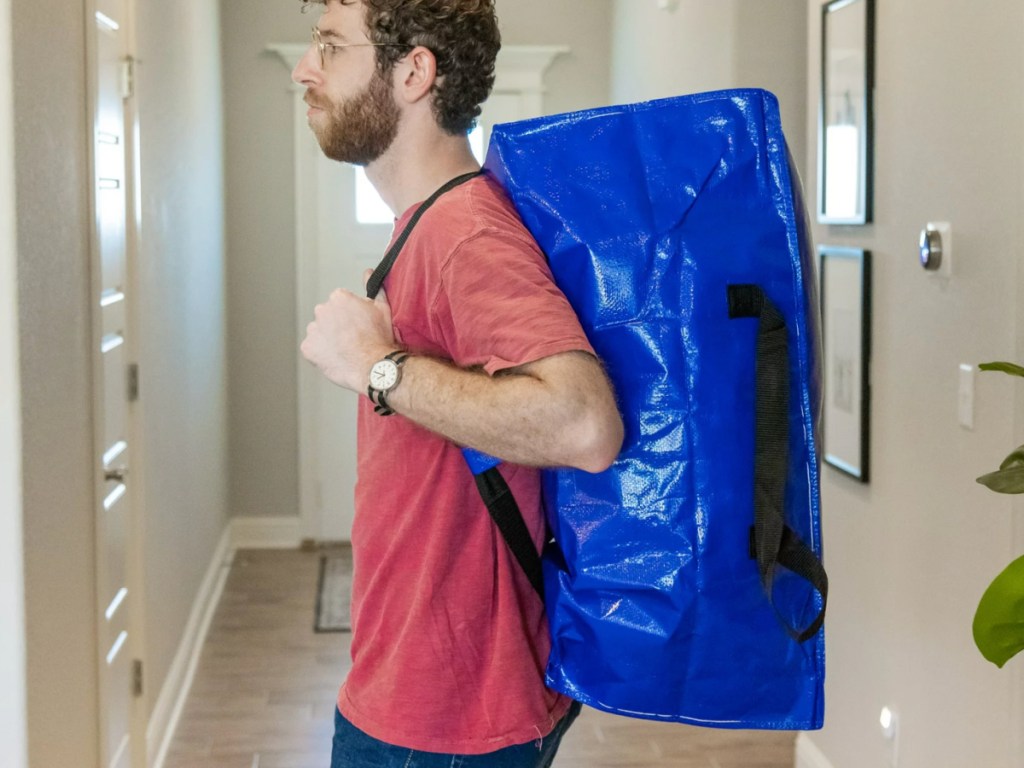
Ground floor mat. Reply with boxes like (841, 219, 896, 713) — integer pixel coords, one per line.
(314, 549, 352, 633)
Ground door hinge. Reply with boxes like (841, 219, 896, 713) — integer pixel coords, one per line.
(120, 56, 136, 100)
(132, 659, 144, 697)
(128, 363, 140, 402)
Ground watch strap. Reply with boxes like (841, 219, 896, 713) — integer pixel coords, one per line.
(374, 391, 393, 416)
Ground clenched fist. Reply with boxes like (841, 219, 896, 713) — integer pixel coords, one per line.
(300, 271, 398, 393)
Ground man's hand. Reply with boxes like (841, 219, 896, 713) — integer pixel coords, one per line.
(300, 273, 397, 393)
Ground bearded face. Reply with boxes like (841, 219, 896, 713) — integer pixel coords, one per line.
(306, 68, 401, 166)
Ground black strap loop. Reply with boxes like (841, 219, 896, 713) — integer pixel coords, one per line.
(729, 284, 828, 643)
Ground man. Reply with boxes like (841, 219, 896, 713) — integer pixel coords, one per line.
(292, 1, 624, 765)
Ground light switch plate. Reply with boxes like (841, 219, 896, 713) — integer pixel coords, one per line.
(959, 363, 974, 430)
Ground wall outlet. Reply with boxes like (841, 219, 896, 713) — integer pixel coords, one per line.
(880, 706, 900, 767)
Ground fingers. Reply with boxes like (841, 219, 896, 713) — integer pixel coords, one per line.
(301, 286, 395, 384)
(299, 322, 317, 363)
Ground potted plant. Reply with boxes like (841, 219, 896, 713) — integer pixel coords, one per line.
(972, 362, 1024, 668)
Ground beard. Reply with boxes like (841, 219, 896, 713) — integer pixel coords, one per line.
(307, 70, 400, 166)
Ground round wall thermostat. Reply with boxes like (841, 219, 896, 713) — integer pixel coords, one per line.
(919, 226, 943, 271)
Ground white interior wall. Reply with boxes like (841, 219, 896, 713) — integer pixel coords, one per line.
(801, 0, 1023, 766)
(610, 0, 738, 103)
(0, 0, 28, 764)
(609, 0, 808, 181)
(12, 1, 100, 763)
(491, 0, 613, 116)
(220, 0, 308, 524)
(222, 0, 614, 523)
(733, 1, 809, 185)
(133, 0, 230, 724)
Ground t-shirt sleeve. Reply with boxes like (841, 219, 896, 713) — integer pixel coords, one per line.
(430, 228, 594, 375)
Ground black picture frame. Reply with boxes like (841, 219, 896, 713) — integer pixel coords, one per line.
(818, 0, 875, 225)
(819, 246, 871, 482)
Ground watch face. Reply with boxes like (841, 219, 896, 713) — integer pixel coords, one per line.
(370, 359, 399, 391)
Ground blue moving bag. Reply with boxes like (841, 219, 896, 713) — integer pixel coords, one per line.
(477, 89, 826, 730)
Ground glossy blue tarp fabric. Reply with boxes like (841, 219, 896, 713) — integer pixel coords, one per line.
(483, 89, 825, 729)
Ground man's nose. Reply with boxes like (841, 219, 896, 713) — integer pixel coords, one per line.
(292, 45, 321, 87)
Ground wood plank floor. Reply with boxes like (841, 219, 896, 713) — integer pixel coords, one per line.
(164, 549, 795, 768)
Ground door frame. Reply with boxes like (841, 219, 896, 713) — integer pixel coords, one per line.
(267, 43, 568, 544)
(0, 0, 29, 762)
(85, 0, 147, 764)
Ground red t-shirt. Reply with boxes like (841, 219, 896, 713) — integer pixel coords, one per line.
(336, 175, 593, 754)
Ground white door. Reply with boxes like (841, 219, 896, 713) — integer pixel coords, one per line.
(307, 150, 393, 543)
(90, 1, 141, 766)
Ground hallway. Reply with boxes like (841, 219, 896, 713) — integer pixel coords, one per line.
(164, 549, 796, 768)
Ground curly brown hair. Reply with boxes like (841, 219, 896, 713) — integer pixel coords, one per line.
(305, 0, 500, 135)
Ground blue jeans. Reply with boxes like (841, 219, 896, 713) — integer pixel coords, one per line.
(330, 701, 583, 768)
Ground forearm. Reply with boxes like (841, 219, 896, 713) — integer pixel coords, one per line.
(299, 286, 623, 471)
(380, 351, 623, 472)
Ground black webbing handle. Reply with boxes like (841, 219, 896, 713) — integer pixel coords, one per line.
(728, 284, 828, 643)
(473, 467, 545, 599)
(365, 171, 481, 300)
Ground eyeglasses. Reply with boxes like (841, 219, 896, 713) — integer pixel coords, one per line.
(310, 27, 406, 69)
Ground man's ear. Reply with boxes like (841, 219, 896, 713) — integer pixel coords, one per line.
(393, 45, 437, 104)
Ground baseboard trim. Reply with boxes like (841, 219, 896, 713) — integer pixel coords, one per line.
(795, 733, 835, 768)
(230, 515, 305, 550)
(147, 524, 233, 768)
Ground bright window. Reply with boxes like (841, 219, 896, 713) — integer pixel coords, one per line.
(355, 125, 485, 225)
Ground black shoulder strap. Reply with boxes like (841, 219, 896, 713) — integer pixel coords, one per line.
(472, 466, 545, 598)
(365, 171, 482, 300)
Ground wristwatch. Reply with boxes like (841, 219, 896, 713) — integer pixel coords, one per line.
(367, 350, 409, 416)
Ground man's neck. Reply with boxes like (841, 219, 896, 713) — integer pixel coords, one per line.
(365, 128, 481, 217)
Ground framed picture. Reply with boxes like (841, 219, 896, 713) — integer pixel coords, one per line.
(818, 0, 874, 224)
(819, 246, 871, 481)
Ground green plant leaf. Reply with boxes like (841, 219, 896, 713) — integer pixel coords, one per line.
(1000, 444, 1024, 471)
(976, 466, 1024, 494)
(979, 361, 1024, 378)
(974, 555, 1024, 667)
